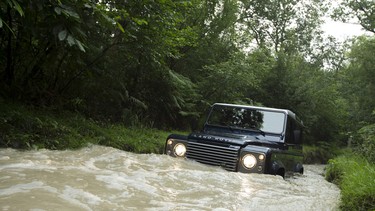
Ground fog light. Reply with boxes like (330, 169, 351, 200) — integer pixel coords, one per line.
(167, 139, 173, 145)
(242, 154, 257, 169)
(259, 154, 265, 161)
(174, 143, 186, 157)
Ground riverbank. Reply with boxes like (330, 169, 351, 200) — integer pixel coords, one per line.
(0, 102, 181, 153)
(325, 154, 375, 210)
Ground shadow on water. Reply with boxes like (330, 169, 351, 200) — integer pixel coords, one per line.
(0, 145, 340, 211)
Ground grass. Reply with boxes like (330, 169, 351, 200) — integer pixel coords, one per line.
(325, 153, 375, 211)
(0, 101, 184, 153)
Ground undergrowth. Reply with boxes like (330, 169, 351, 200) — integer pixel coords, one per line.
(303, 143, 339, 164)
(326, 154, 375, 211)
(0, 101, 182, 153)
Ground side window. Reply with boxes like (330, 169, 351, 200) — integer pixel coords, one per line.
(285, 119, 295, 144)
(286, 118, 303, 144)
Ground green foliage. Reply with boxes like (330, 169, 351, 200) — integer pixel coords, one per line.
(0, 0, 370, 149)
(341, 37, 375, 126)
(0, 0, 201, 129)
(238, 0, 326, 53)
(326, 154, 375, 211)
(303, 143, 338, 164)
(96, 126, 177, 154)
(355, 123, 375, 163)
(0, 102, 87, 149)
(0, 0, 23, 30)
(199, 51, 271, 104)
(0, 102, 179, 153)
(333, 0, 375, 34)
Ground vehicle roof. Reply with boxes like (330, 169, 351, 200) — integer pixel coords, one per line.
(212, 103, 303, 124)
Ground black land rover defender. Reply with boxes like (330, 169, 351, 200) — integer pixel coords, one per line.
(165, 103, 304, 177)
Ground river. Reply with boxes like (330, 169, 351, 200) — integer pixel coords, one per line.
(0, 145, 340, 211)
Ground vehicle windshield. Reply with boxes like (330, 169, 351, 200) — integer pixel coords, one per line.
(206, 105, 286, 134)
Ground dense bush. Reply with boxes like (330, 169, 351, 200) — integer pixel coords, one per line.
(326, 154, 375, 211)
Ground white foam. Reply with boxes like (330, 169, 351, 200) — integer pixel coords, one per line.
(0, 146, 340, 210)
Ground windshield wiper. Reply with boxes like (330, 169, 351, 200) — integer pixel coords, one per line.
(244, 128, 266, 136)
(226, 125, 266, 136)
(223, 124, 235, 132)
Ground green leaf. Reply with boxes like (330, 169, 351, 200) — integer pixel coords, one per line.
(132, 18, 148, 25)
(66, 35, 75, 46)
(62, 9, 80, 19)
(73, 26, 86, 38)
(101, 13, 115, 24)
(54, 7, 62, 15)
(75, 39, 86, 52)
(10, 0, 24, 16)
(116, 22, 125, 33)
(0, 16, 15, 36)
(58, 30, 67, 41)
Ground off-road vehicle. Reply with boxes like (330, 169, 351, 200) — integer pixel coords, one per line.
(165, 103, 304, 177)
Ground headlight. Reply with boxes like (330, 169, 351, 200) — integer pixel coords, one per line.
(174, 143, 186, 157)
(242, 154, 257, 169)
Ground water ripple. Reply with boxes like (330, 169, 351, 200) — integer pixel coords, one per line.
(0, 146, 340, 210)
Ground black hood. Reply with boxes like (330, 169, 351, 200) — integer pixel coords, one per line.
(188, 131, 277, 147)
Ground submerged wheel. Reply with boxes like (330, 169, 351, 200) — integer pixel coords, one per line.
(277, 168, 285, 178)
(294, 163, 304, 175)
(299, 168, 304, 174)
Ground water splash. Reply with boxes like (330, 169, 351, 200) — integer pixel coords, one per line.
(0, 146, 340, 210)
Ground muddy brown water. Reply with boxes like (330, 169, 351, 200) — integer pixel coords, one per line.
(0, 145, 340, 210)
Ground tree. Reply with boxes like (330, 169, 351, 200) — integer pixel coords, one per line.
(337, 36, 375, 161)
(198, 50, 273, 105)
(238, 0, 327, 54)
(0, 0, 115, 100)
(333, 0, 375, 34)
(340, 37, 375, 126)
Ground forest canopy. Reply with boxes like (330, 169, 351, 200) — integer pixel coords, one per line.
(1, 0, 374, 147)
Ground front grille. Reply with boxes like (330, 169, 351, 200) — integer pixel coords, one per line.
(186, 141, 240, 171)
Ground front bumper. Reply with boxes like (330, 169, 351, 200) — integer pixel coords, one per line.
(165, 138, 267, 174)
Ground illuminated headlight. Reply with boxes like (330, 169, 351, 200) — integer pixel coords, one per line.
(174, 143, 186, 157)
(242, 154, 257, 169)
(258, 154, 265, 161)
(167, 139, 173, 145)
